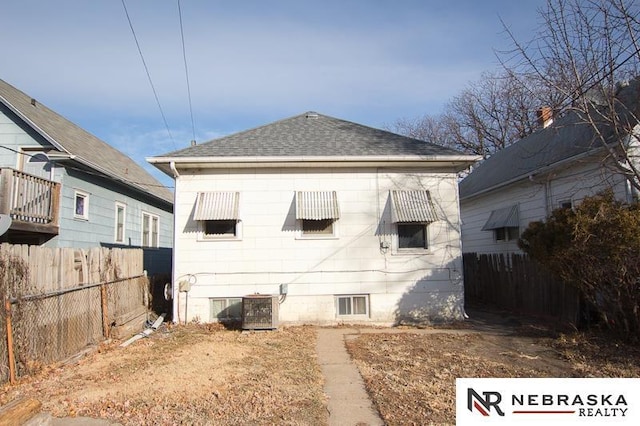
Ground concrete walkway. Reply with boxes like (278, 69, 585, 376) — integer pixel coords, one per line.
(316, 328, 384, 426)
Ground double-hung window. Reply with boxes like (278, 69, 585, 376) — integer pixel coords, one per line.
(74, 191, 89, 220)
(142, 212, 159, 247)
(115, 202, 126, 243)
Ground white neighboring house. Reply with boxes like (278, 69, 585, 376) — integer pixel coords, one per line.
(148, 112, 478, 325)
(460, 79, 640, 255)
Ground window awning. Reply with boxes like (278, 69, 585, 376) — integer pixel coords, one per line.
(194, 192, 240, 220)
(296, 191, 340, 220)
(390, 190, 439, 223)
(482, 204, 519, 230)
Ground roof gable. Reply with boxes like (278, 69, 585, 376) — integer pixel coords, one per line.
(0, 79, 173, 204)
(160, 112, 467, 158)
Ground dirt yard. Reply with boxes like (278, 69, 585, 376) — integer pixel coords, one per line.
(2, 312, 639, 425)
(346, 313, 640, 425)
(0, 324, 327, 425)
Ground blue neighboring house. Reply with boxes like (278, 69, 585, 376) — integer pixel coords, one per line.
(0, 78, 173, 276)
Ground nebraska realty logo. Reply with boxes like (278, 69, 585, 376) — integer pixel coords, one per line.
(456, 378, 640, 425)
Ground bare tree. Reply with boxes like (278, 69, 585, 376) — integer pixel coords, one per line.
(389, 71, 553, 158)
(503, 0, 640, 188)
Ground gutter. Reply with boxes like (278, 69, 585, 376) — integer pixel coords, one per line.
(149, 154, 480, 164)
(148, 155, 481, 175)
(169, 161, 180, 178)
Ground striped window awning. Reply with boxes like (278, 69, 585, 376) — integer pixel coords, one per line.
(193, 192, 240, 221)
(482, 204, 519, 230)
(390, 190, 439, 223)
(296, 191, 340, 220)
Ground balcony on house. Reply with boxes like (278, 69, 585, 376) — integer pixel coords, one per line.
(0, 168, 60, 243)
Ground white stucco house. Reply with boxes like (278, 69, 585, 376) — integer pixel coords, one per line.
(460, 78, 640, 255)
(148, 112, 478, 325)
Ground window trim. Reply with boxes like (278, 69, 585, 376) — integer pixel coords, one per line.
(73, 190, 89, 220)
(114, 202, 126, 244)
(198, 219, 242, 241)
(141, 211, 160, 248)
(336, 294, 369, 318)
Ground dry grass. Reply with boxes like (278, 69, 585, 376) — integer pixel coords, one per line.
(1, 324, 327, 425)
(3, 317, 640, 426)
(345, 329, 640, 426)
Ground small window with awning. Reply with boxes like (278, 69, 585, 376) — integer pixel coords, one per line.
(390, 190, 438, 250)
(295, 191, 340, 236)
(194, 192, 241, 239)
(482, 204, 519, 242)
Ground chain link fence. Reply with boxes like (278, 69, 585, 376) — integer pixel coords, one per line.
(1, 245, 148, 384)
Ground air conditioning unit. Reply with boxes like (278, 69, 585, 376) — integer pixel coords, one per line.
(242, 295, 279, 330)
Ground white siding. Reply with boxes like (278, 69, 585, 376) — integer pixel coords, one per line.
(173, 167, 465, 325)
(461, 156, 630, 255)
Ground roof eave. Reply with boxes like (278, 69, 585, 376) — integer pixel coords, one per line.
(64, 156, 173, 207)
(0, 94, 69, 154)
(147, 155, 480, 175)
(460, 146, 607, 202)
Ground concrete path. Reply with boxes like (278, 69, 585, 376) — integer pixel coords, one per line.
(316, 328, 384, 426)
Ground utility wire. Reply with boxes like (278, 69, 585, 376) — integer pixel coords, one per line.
(121, 0, 176, 150)
(177, 0, 196, 143)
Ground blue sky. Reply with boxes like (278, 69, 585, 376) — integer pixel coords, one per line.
(1, 0, 546, 188)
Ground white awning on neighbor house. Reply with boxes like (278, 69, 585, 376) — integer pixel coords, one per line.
(193, 191, 240, 220)
(295, 191, 340, 220)
(482, 204, 519, 230)
(390, 190, 439, 223)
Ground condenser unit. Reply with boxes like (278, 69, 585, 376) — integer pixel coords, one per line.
(242, 295, 279, 330)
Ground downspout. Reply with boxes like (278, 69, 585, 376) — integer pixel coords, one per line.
(170, 162, 180, 323)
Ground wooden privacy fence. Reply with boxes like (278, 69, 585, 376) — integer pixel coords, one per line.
(463, 252, 581, 325)
(0, 244, 149, 385)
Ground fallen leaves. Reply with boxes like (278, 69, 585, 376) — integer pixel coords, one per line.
(1, 324, 327, 425)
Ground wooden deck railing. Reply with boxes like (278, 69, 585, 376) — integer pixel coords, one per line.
(0, 168, 60, 231)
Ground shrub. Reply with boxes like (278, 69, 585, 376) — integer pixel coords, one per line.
(519, 191, 640, 339)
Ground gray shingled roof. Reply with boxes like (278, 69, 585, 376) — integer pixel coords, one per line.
(459, 78, 640, 200)
(0, 79, 173, 204)
(159, 111, 467, 158)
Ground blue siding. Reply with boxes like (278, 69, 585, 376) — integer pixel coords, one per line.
(1, 106, 173, 261)
(48, 168, 173, 250)
(0, 108, 54, 168)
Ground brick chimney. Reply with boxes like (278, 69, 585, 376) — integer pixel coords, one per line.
(536, 106, 553, 128)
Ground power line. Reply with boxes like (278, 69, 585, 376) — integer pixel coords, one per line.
(121, 0, 176, 150)
(177, 0, 196, 143)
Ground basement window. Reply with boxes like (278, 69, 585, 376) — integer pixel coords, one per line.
(210, 298, 242, 322)
(336, 295, 369, 317)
